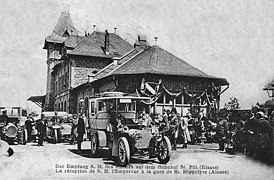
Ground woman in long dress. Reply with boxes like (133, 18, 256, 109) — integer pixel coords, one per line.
(180, 116, 191, 148)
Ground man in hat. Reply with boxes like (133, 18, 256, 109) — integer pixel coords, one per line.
(25, 116, 35, 142)
(70, 114, 78, 145)
(0, 110, 8, 126)
(36, 114, 47, 146)
(216, 111, 229, 151)
(169, 108, 179, 150)
(77, 113, 86, 151)
(138, 108, 152, 128)
(0, 110, 9, 139)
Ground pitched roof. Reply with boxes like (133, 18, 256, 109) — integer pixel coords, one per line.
(110, 45, 229, 85)
(94, 48, 142, 80)
(44, 11, 78, 45)
(64, 35, 85, 48)
(68, 31, 133, 58)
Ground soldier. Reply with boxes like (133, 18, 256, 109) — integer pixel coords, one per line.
(36, 115, 46, 146)
(25, 116, 34, 142)
(0, 110, 8, 139)
(77, 113, 86, 151)
(216, 111, 229, 151)
(169, 108, 179, 150)
(0, 110, 8, 126)
(51, 111, 60, 124)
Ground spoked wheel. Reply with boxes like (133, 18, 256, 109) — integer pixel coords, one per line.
(23, 129, 27, 145)
(53, 129, 58, 144)
(157, 136, 171, 164)
(118, 137, 130, 166)
(90, 134, 99, 157)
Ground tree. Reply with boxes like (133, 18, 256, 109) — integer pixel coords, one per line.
(224, 97, 240, 110)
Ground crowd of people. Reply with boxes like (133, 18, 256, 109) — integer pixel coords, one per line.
(1, 105, 273, 162)
(135, 107, 273, 157)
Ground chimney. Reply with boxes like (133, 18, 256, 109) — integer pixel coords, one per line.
(105, 30, 110, 55)
(134, 35, 148, 49)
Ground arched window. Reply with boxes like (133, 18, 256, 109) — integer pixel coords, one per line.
(64, 101, 67, 112)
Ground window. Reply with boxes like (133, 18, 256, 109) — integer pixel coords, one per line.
(11, 108, 19, 116)
(64, 101, 67, 112)
(176, 96, 182, 104)
(22, 110, 28, 117)
(90, 102, 95, 115)
(158, 94, 164, 103)
(118, 102, 136, 112)
(166, 94, 173, 105)
(98, 101, 106, 112)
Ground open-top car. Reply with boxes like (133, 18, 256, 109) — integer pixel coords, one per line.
(88, 92, 171, 166)
(42, 111, 72, 143)
(0, 107, 28, 145)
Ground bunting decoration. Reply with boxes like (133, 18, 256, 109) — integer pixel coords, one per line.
(136, 78, 221, 112)
(138, 79, 163, 105)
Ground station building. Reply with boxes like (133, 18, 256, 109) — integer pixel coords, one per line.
(28, 10, 229, 116)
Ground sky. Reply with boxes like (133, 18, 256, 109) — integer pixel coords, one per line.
(0, 0, 274, 112)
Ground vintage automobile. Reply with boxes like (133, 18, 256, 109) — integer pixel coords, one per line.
(88, 92, 171, 166)
(42, 111, 72, 143)
(0, 107, 28, 145)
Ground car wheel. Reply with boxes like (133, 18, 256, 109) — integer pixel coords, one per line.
(157, 136, 171, 164)
(53, 129, 58, 144)
(22, 129, 27, 145)
(117, 137, 130, 166)
(90, 134, 99, 157)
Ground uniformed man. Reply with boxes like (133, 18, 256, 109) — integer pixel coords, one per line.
(25, 116, 34, 142)
(216, 111, 229, 151)
(0, 110, 8, 139)
(77, 113, 86, 151)
(169, 108, 179, 150)
(51, 111, 60, 124)
(0, 110, 8, 126)
(36, 115, 46, 146)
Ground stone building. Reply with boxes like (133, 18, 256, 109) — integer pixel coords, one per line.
(29, 11, 229, 116)
(73, 42, 229, 117)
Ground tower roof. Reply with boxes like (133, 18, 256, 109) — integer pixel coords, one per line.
(44, 10, 78, 47)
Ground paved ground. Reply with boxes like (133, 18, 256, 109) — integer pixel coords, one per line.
(0, 141, 273, 180)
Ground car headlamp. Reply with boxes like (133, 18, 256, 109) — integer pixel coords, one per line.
(133, 133, 142, 140)
(122, 126, 129, 133)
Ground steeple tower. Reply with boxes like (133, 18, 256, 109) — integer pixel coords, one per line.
(43, 8, 77, 111)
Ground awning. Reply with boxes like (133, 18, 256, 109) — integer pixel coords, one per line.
(27, 95, 45, 108)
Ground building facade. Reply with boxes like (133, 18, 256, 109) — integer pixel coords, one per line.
(29, 11, 229, 117)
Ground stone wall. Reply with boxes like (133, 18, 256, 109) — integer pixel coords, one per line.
(71, 67, 97, 88)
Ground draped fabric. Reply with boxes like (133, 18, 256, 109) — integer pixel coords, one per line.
(136, 79, 221, 111)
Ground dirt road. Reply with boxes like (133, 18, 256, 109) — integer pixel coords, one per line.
(1, 141, 273, 180)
